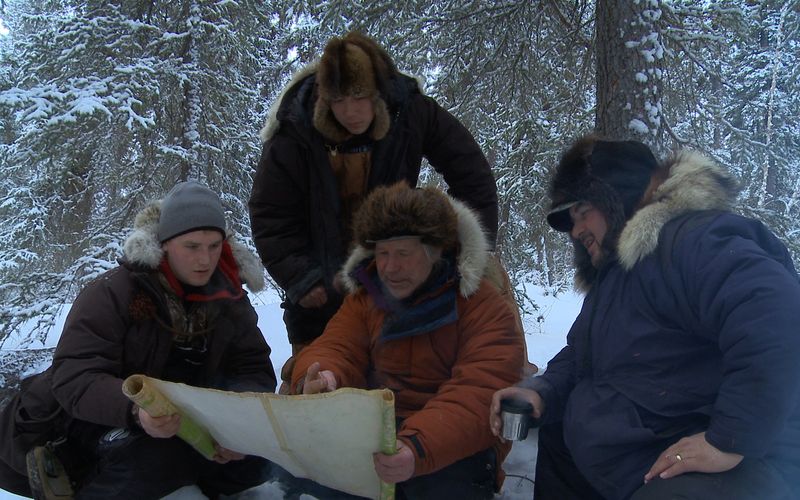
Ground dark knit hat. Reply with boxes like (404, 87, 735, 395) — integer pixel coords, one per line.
(157, 181, 226, 242)
(547, 136, 658, 232)
(313, 31, 393, 143)
(353, 182, 458, 251)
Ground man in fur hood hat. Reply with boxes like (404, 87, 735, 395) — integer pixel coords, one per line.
(0, 181, 276, 499)
(249, 31, 532, 392)
(490, 136, 800, 500)
(286, 182, 523, 499)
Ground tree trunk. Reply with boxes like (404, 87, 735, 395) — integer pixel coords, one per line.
(595, 1, 664, 142)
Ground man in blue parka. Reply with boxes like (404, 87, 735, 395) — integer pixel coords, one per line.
(490, 135, 800, 500)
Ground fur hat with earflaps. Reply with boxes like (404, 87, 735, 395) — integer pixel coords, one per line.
(547, 135, 659, 233)
(313, 31, 394, 143)
(548, 135, 659, 286)
(352, 182, 459, 252)
(341, 181, 490, 298)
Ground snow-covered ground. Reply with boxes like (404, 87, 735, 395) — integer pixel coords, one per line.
(0, 285, 581, 499)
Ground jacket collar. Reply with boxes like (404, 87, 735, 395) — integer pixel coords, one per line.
(575, 150, 739, 290)
(617, 150, 739, 269)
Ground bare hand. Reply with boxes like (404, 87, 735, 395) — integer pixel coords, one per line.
(137, 407, 181, 438)
(299, 285, 328, 309)
(302, 361, 337, 394)
(374, 440, 415, 483)
(212, 444, 245, 464)
(644, 432, 743, 483)
(489, 386, 544, 441)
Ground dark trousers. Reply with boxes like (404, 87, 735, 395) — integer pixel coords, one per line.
(397, 447, 496, 500)
(74, 428, 271, 499)
(631, 460, 796, 500)
(272, 447, 497, 500)
(536, 422, 797, 500)
(0, 455, 31, 497)
(281, 295, 343, 345)
(534, 423, 604, 500)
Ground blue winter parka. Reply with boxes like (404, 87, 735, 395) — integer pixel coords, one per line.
(524, 151, 800, 499)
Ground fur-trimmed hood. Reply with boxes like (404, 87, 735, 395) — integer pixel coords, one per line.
(339, 196, 490, 298)
(259, 62, 317, 143)
(122, 200, 266, 292)
(618, 150, 739, 268)
(575, 150, 739, 290)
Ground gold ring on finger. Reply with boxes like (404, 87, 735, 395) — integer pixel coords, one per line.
(675, 453, 683, 461)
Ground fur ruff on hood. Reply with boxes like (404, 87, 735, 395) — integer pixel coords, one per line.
(340, 196, 490, 298)
(259, 63, 317, 143)
(122, 200, 266, 292)
(575, 150, 739, 291)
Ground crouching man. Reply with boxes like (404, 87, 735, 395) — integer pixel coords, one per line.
(0, 181, 276, 499)
(290, 182, 524, 499)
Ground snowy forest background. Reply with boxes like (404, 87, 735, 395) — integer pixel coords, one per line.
(0, 0, 798, 350)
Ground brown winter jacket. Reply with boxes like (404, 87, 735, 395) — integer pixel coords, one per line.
(291, 198, 523, 479)
(249, 66, 497, 344)
(0, 200, 275, 475)
(49, 260, 276, 429)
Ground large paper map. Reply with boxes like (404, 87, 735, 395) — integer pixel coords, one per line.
(122, 375, 396, 499)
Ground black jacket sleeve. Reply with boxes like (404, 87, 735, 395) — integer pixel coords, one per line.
(414, 95, 498, 247)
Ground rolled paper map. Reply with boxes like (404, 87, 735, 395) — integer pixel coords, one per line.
(379, 389, 396, 500)
(122, 374, 216, 459)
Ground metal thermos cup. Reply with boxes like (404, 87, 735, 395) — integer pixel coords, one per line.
(500, 398, 534, 441)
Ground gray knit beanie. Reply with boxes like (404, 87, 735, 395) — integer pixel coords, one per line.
(157, 180, 227, 242)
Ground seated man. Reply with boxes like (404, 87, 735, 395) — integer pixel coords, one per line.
(0, 181, 277, 499)
(490, 136, 800, 500)
(291, 182, 524, 499)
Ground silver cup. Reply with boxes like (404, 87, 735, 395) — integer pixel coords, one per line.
(500, 398, 535, 441)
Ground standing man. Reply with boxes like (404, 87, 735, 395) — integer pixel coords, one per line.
(249, 31, 530, 391)
(0, 181, 276, 499)
(490, 136, 800, 500)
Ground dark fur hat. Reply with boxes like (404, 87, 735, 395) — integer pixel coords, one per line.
(313, 32, 394, 143)
(547, 135, 658, 233)
(353, 182, 459, 251)
(548, 135, 658, 287)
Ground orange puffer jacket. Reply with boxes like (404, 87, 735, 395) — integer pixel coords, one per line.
(292, 278, 523, 479)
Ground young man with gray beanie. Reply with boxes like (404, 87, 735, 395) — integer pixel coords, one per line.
(157, 180, 228, 242)
(0, 181, 277, 499)
(490, 135, 800, 500)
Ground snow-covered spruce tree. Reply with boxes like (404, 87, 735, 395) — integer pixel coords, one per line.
(2, 0, 797, 347)
(720, 1, 800, 261)
(590, 0, 799, 263)
(383, 1, 597, 300)
(0, 0, 283, 346)
(657, 0, 800, 262)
